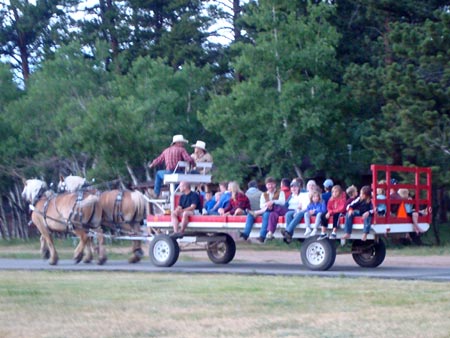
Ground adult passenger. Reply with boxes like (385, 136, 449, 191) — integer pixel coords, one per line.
(148, 134, 195, 198)
(245, 180, 262, 211)
(171, 181, 200, 237)
(190, 140, 213, 174)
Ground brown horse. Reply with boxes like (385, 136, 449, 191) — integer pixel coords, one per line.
(22, 179, 105, 265)
(58, 176, 148, 263)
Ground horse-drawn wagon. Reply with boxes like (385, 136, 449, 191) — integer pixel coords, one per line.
(24, 163, 431, 271)
(145, 164, 432, 271)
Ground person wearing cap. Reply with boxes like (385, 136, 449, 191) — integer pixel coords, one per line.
(322, 179, 333, 205)
(281, 179, 317, 243)
(148, 134, 195, 198)
(280, 180, 303, 243)
(240, 177, 286, 243)
(190, 140, 213, 174)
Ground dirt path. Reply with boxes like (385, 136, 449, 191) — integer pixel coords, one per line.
(182, 248, 450, 267)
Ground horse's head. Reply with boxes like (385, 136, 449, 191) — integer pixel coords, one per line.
(22, 179, 48, 205)
(58, 175, 86, 193)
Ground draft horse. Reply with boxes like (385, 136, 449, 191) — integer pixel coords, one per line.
(22, 179, 105, 265)
(59, 175, 148, 263)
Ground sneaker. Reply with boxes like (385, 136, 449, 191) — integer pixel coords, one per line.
(266, 231, 274, 240)
(318, 233, 328, 240)
(239, 231, 248, 241)
(256, 236, 265, 243)
(304, 228, 312, 236)
(310, 228, 317, 237)
(329, 232, 337, 240)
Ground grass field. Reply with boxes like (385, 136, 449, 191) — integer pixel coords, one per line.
(1, 271, 449, 338)
(1, 229, 449, 337)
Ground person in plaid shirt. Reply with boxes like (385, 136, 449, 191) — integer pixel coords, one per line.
(148, 135, 195, 197)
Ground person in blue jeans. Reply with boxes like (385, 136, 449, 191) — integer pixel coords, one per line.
(343, 185, 374, 241)
(239, 177, 285, 243)
(281, 179, 317, 244)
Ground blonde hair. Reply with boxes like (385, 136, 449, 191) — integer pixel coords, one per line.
(310, 190, 322, 203)
(346, 185, 357, 197)
(332, 185, 343, 195)
(228, 181, 241, 200)
(398, 188, 409, 199)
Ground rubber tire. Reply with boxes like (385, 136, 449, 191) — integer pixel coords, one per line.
(300, 237, 336, 271)
(352, 239, 386, 268)
(149, 234, 180, 267)
(206, 233, 236, 264)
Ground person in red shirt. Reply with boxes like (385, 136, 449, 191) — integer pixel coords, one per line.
(318, 185, 347, 240)
(219, 181, 251, 216)
(148, 135, 195, 197)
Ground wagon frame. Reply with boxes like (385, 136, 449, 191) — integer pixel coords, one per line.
(144, 164, 432, 271)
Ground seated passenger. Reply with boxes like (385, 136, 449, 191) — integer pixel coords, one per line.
(208, 181, 230, 215)
(190, 140, 213, 174)
(322, 179, 333, 205)
(342, 185, 374, 241)
(245, 180, 262, 211)
(397, 188, 426, 235)
(376, 180, 387, 216)
(345, 185, 358, 207)
(171, 181, 200, 237)
(281, 179, 303, 244)
(318, 185, 346, 240)
(219, 181, 251, 216)
(281, 179, 317, 243)
(304, 190, 326, 237)
(202, 190, 216, 215)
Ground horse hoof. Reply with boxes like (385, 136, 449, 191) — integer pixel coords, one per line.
(97, 257, 107, 265)
(74, 253, 83, 264)
(41, 249, 50, 260)
(83, 258, 92, 264)
(49, 258, 58, 265)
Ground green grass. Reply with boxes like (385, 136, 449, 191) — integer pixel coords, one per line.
(0, 271, 449, 338)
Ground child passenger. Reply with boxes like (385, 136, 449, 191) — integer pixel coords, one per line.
(318, 185, 347, 240)
(304, 190, 326, 237)
(342, 185, 374, 241)
(397, 188, 425, 235)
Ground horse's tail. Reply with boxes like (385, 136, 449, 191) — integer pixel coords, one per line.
(79, 195, 99, 208)
(131, 191, 146, 219)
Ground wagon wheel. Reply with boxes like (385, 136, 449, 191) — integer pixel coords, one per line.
(149, 234, 180, 267)
(206, 233, 236, 264)
(352, 239, 386, 268)
(300, 237, 336, 271)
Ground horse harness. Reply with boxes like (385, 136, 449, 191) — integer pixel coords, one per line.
(105, 190, 140, 235)
(34, 191, 97, 233)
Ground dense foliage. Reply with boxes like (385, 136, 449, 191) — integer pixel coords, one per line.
(0, 0, 448, 238)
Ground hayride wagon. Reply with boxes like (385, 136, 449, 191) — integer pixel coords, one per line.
(145, 164, 432, 271)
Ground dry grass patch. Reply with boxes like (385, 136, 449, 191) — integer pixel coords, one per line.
(1, 271, 449, 338)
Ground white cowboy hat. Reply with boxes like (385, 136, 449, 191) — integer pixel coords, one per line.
(191, 140, 206, 150)
(171, 134, 189, 144)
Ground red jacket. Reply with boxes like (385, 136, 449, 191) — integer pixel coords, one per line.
(327, 194, 346, 215)
(224, 192, 251, 214)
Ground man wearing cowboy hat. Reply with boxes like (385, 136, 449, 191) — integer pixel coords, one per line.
(190, 140, 213, 174)
(149, 134, 195, 197)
